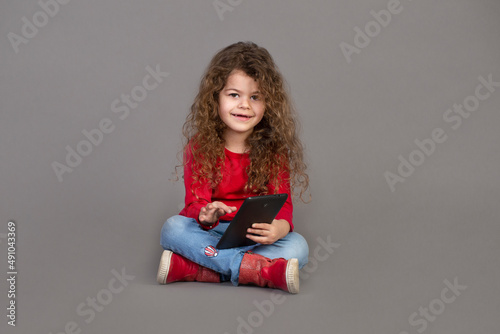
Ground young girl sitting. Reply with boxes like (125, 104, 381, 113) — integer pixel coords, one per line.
(157, 41, 309, 294)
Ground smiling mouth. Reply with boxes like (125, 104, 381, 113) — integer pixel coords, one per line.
(231, 113, 253, 119)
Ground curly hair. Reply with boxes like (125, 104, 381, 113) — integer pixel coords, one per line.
(181, 41, 309, 201)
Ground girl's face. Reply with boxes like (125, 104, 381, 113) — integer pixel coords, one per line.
(218, 69, 265, 141)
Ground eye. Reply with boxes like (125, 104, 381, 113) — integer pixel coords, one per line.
(251, 95, 260, 101)
(229, 93, 239, 98)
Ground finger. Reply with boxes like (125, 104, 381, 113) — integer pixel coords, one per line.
(247, 228, 266, 236)
(214, 202, 236, 214)
(207, 205, 220, 215)
(246, 233, 263, 241)
(215, 207, 227, 217)
(207, 202, 220, 213)
(251, 223, 271, 230)
(246, 234, 271, 244)
(199, 207, 207, 216)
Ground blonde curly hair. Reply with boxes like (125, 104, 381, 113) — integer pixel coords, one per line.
(181, 41, 309, 201)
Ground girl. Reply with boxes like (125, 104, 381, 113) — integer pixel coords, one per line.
(157, 41, 309, 293)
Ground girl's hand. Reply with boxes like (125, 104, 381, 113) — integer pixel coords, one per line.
(246, 219, 291, 245)
(199, 201, 237, 226)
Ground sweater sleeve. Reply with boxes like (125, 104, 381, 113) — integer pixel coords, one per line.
(179, 145, 219, 230)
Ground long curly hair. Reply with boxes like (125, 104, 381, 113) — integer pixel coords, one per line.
(181, 41, 309, 201)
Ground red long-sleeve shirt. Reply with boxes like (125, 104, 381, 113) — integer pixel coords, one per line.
(179, 146, 294, 231)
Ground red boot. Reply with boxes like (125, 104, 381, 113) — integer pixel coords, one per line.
(238, 252, 299, 294)
(157, 250, 220, 284)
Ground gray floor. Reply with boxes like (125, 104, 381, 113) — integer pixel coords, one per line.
(3, 185, 499, 334)
(1, 1, 499, 333)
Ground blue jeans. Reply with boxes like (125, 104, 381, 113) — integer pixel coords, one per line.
(160, 215, 309, 286)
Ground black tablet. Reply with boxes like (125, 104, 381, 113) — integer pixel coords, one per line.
(216, 193, 288, 249)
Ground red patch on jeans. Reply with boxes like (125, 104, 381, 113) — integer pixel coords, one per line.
(204, 245, 218, 257)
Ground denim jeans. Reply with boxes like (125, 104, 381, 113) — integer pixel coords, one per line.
(160, 215, 309, 286)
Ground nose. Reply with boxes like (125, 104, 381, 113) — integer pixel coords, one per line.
(239, 98, 250, 109)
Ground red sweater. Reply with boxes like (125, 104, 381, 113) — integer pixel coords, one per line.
(179, 147, 294, 231)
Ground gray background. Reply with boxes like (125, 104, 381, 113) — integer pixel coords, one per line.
(1, 0, 499, 333)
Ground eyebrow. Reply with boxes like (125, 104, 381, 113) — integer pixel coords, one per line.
(223, 88, 261, 94)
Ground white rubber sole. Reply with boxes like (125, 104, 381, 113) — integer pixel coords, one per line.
(157, 250, 173, 284)
(286, 258, 300, 294)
